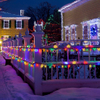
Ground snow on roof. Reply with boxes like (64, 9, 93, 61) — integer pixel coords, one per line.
(0, 11, 30, 19)
(58, 0, 90, 13)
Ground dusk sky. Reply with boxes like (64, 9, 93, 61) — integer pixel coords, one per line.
(0, 0, 75, 15)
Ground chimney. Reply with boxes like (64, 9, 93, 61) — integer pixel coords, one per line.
(20, 10, 24, 16)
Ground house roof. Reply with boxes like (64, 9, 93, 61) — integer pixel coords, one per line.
(0, 11, 30, 20)
(58, 0, 90, 13)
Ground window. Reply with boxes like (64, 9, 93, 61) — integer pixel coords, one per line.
(83, 25, 88, 39)
(70, 25, 77, 40)
(64, 26, 70, 41)
(3, 20, 10, 29)
(16, 20, 22, 29)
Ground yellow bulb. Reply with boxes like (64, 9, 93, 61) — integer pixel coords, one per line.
(53, 45, 58, 48)
(28, 49, 30, 51)
(72, 61, 77, 64)
(83, 48, 85, 51)
(89, 65, 92, 68)
(41, 64, 44, 68)
(97, 48, 100, 51)
(62, 65, 64, 68)
(66, 45, 71, 48)
(43, 49, 45, 52)
(44, 65, 47, 68)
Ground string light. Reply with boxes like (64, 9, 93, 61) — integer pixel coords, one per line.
(53, 65, 56, 68)
(64, 48, 67, 51)
(41, 64, 44, 68)
(44, 65, 47, 68)
(83, 61, 88, 64)
(64, 65, 67, 68)
(89, 64, 92, 68)
(68, 65, 70, 68)
(62, 65, 64, 68)
(31, 64, 34, 67)
(93, 65, 96, 67)
(72, 61, 77, 64)
(82, 48, 85, 51)
(43, 49, 45, 52)
(93, 48, 96, 51)
(53, 45, 58, 48)
(36, 63, 39, 67)
(97, 48, 100, 51)
(66, 44, 71, 48)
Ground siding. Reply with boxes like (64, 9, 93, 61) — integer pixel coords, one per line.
(0, 19, 29, 38)
(63, 0, 100, 40)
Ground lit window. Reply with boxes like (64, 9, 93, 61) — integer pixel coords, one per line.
(64, 26, 70, 41)
(70, 24, 77, 40)
(16, 20, 22, 29)
(3, 20, 10, 29)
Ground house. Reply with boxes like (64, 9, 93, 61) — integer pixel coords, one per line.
(58, 0, 100, 43)
(0, 10, 30, 41)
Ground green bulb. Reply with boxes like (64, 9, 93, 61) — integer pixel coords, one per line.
(86, 49, 88, 51)
(49, 66, 51, 69)
(27, 45, 30, 48)
(93, 65, 95, 67)
(93, 48, 96, 51)
(65, 66, 67, 68)
(50, 48, 55, 52)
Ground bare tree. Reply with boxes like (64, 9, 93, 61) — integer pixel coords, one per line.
(24, 6, 37, 30)
(34, 2, 55, 22)
(25, 2, 55, 30)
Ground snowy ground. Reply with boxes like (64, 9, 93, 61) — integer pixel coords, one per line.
(1, 54, 100, 100)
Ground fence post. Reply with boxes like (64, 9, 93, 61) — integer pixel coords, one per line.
(23, 29, 32, 80)
(32, 22, 44, 95)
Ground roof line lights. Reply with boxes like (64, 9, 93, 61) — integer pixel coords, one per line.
(58, 0, 81, 12)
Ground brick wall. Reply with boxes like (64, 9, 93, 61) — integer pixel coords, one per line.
(63, 0, 100, 41)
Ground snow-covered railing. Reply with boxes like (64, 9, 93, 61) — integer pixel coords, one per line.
(2, 23, 100, 95)
(2, 43, 100, 79)
(2, 40, 100, 95)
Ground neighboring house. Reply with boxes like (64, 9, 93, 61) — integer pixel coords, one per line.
(58, 0, 100, 43)
(0, 11, 30, 41)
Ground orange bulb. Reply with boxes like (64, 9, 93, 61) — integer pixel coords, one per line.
(64, 48, 67, 51)
(31, 49, 34, 52)
(33, 45, 35, 48)
(68, 65, 70, 68)
(76, 49, 78, 51)
(83, 61, 88, 64)
(53, 65, 56, 68)
(39, 49, 42, 53)
(31, 64, 34, 67)
(47, 50, 49, 52)
(36, 63, 39, 67)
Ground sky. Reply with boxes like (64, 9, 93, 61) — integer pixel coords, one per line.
(0, 0, 75, 15)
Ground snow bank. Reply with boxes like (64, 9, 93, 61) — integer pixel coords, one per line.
(2, 65, 100, 100)
(0, 54, 100, 100)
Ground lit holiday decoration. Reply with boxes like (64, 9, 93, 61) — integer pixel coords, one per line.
(30, 16, 61, 44)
